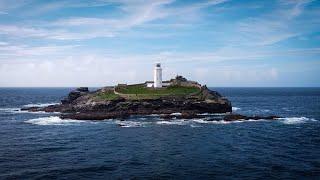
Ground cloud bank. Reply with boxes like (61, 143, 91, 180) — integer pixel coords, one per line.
(0, 0, 319, 87)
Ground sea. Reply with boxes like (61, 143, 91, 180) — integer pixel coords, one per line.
(0, 87, 319, 179)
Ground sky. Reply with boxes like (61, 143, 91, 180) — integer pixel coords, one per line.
(0, 0, 319, 87)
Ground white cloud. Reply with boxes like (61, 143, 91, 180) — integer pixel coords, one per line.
(193, 67, 210, 84)
(0, 41, 8, 45)
(190, 66, 280, 86)
(278, 0, 314, 19)
(0, 0, 29, 13)
(0, 0, 318, 87)
(48, 1, 171, 29)
(233, 0, 315, 46)
(0, 25, 115, 40)
(0, 0, 112, 16)
(0, 0, 230, 40)
(0, 55, 153, 87)
(0, 44, 78, 58)
(1, 45, 318, 87)
(0, 56, 242, 87)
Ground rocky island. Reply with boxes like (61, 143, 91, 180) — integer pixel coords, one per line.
(22, 75, 279, 122)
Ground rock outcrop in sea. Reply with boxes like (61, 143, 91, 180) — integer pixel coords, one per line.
(21, 76, 279, 121)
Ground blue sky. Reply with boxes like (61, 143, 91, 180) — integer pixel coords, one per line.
(0, 0, 319, 87)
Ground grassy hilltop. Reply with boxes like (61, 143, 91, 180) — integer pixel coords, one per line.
(96, 84, 201, 100)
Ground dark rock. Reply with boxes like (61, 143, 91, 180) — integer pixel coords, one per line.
(180, 112, 199, 119)
(60, 111, 129, 120)
(224, 114, 280, 121)
(68, 91, 82, 101)
(76, 87, 89, 92)
(21, 107, 41, 112)
(224, 114, 247, 121)
(159, 114, 173, 119)
(175, 75, 187, 82)
(21, 81, 236, 120)
(61, 87, 90, 104)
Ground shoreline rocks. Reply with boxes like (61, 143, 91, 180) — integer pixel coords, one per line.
(22, 84, 234, 120)
(20, 83, 279, 122)
(58, 111, 280, 122)
(223, 114, 280, 121)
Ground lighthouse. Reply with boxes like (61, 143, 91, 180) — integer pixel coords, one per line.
(154, 63, 162, 88)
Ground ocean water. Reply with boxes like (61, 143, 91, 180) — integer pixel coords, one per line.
(0, 87, 319, 179)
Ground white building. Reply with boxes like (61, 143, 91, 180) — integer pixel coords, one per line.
(154, 63, 162, 88)
(146, 63, 169, 88)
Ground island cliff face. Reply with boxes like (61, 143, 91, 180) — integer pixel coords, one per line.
(23, 76, 233, 120)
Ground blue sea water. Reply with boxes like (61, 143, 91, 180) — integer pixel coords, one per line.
(0, 87, 319, 179)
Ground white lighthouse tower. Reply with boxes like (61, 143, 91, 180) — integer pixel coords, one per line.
(154, 63, 162, 88)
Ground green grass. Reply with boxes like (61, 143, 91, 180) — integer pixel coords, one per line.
(95, 91, 120, 100)
(116, 85, 200, 99)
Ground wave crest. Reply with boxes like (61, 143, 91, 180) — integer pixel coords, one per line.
(25, 116, 86, 126)
(0, 108, 21, 113)
(0, 107, 60, 115)
(115, 120, 149, 127)
(23, 102, 60, 108)
(278, 117, 317, 125)
(232, 107, 241, 111)
(23, 115, 318, 127)
(156, 120, 190, 126)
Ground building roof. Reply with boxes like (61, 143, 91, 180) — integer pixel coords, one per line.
(146, 80, 170, 83)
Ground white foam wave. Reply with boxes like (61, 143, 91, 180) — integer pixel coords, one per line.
(145, 114, 161, 117)
(197, 113, 228, 116)
(30, 111, 61, 114)
(156, 120, 190, 126)
(193, 118, 267, 124)
(192, 119, 237, 124)
(190, 124, 202, 128)
(22, 110, 61, 114)
(115, 120, 149, 127)
(25, 116, 317, 127)
(23, 102, 60, 108)
(281, 107, 292, 112)
(170, 112, 182, 116)
(0, 107, 21, 113)
(0, 107, 60, 115)
(156, 118, 251, 126)
(278, 117, 317, 125)
(232, 107, 241, 111)
(25, 116, 86, 126)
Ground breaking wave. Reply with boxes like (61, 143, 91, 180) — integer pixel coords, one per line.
(0, 107, 21, 114)
(232, 107, 241, 111)
(25, 117, 150, 127)
(192, 119, 251, 124)
(25, 116, 87, 126)
(23, 102, 60, 108)
(197, 113, 228, 116)
(114, 120, 150, 127)
(23, 115, 318, 127)
(0, 107, 60, 115)
(156, 120, 190, 126)
(170, 112, 182, 116)
(278, 117, 317, 125)
(281, 107, 292, 112)
(156, 118, 258, 126)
